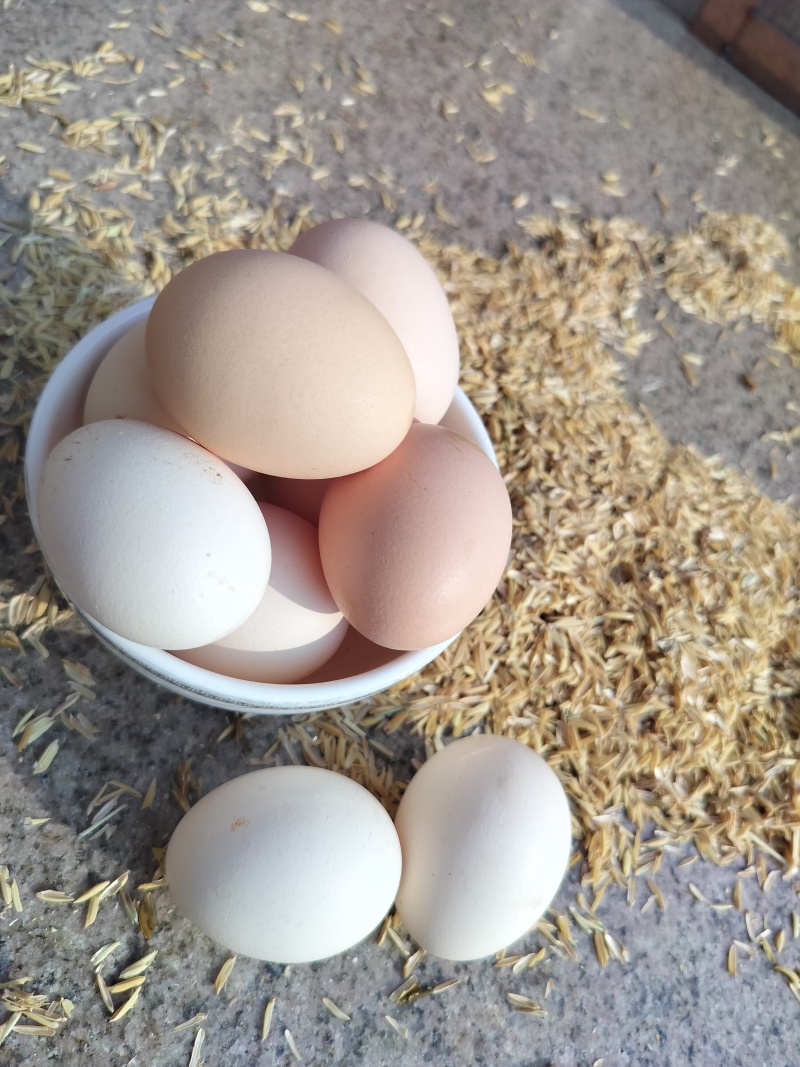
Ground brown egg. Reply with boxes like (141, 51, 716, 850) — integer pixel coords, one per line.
(260, 474, 331, 526)
(319, 424, 512, 650)
(146, 250, 416, 479)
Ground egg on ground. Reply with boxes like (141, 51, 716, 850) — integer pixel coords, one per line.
(393, 735, 572, 961)
(166, 766, 402, 963)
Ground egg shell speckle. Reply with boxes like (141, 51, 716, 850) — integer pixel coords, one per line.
(166, 766, 402, 963)
(37, 419, 271, 649)
(393, 735, 572, 961)
(146, 248, 416, 478)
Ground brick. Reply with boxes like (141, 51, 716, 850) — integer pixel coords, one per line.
(691, 0, 754, 51)
(729, 16, 800, 115)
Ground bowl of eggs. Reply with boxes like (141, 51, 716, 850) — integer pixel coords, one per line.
(25, 223, 571, 973)
(25, 220, 513, 714)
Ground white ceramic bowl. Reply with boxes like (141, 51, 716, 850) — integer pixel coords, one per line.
(25, 298, 499, 714)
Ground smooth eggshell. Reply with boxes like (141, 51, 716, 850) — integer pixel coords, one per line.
(37, 420, 271, 649)
(83, 320, 184, 432)
(222, 458, 259, 485)
(166, 767, 402, 963)
(290, 219, 459, 424)
(146, 249, 416, 478)
(174, 503, 347, 682)
(318, 423, 512, 650)
(84, 321, 259, 484)
(259, 474, 331, 526)
(394, 735, 572, 961)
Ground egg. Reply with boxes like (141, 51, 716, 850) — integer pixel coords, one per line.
(290, 219, 459, 424)
(259, 474, 331, 526)
(146, 249, 416, 478)
(318, 423, 512, 650)
(393, 735, 572, 961)
(219, 457, 259, 485)
(84, 320, 259, 485)
(37, 420, 271, 649)
(166, 767, 402, 963)
(83, 320, 183, 432)
(174, 503, 347, 682)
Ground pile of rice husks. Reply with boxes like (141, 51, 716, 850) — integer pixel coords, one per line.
(1, 37, 800, 1058)
(5, 202, 799, 869)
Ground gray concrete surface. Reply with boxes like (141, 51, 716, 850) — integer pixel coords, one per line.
(2, 1, 800, 1065)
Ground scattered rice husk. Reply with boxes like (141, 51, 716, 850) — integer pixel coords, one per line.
(2, 197, 800, 1031)
(1, 28, 800, 1056)
(214, 956, 236, 995)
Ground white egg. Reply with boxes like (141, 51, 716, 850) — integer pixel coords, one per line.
(174, 503, 347, 682)
(83, 321, 184, 432)
(393, 735, 572, 961)
(37, 420, 271, 649)
(83, 322, 259, 485)
(166, 767, 402, 963)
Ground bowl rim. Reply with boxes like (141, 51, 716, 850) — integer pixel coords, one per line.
(25, 297, 498, 713)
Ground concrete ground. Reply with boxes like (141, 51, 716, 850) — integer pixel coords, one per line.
(1, 1, 800, 1065)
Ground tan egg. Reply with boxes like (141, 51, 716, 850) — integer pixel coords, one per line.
(290, 219, 459, 425)
(174, 504, 347, 682)
(146, 249, 416, 478)
(319, 423, 512, 650)
(84, 320, 259, 485)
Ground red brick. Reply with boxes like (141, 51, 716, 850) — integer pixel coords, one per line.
(691, 0, 754, 51)
(729, 16, 800, 115)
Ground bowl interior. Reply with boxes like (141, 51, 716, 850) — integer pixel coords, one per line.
(25, 298, 499, 712)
